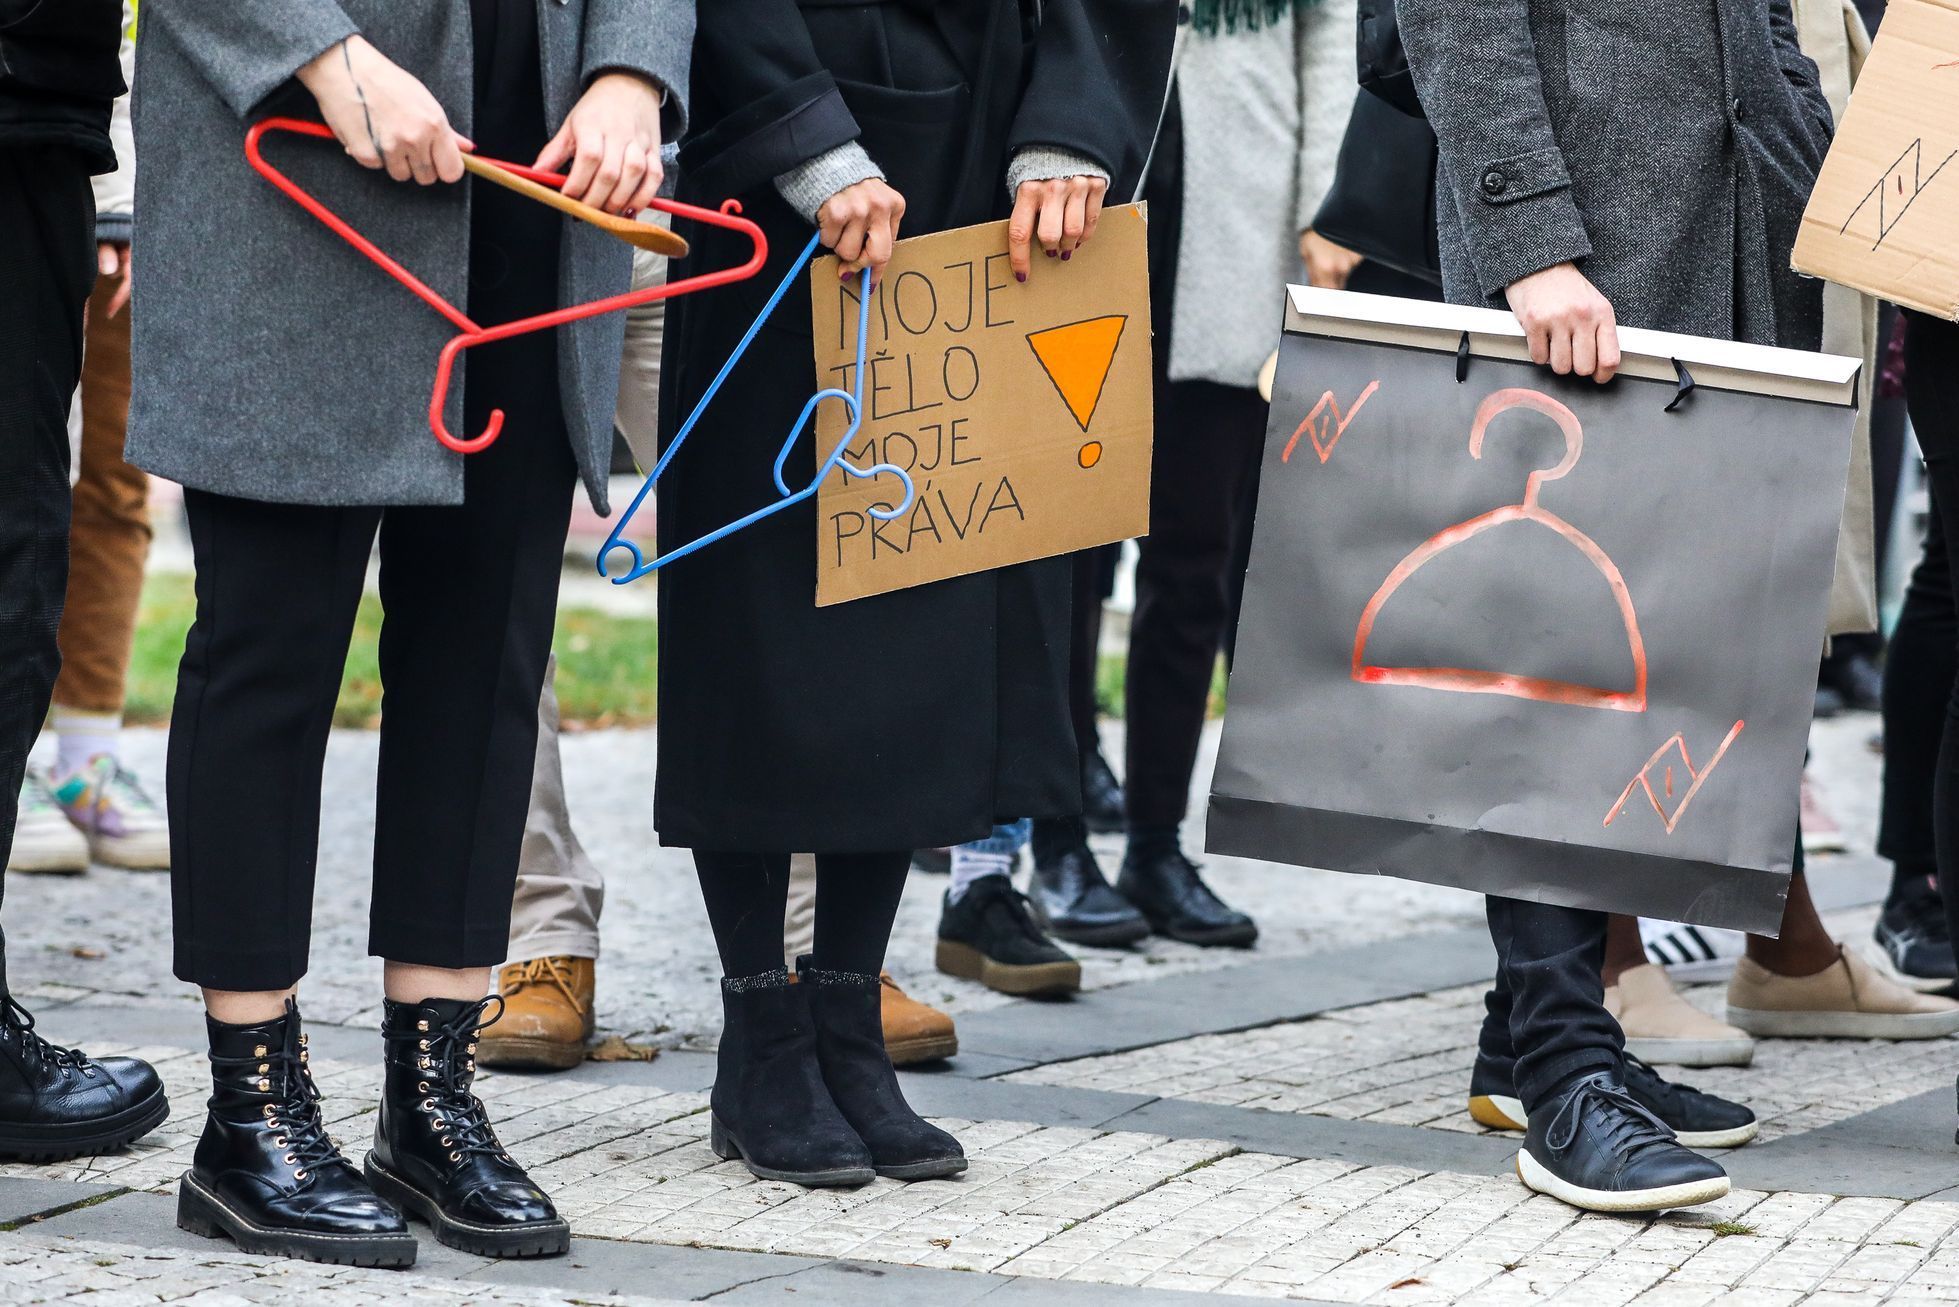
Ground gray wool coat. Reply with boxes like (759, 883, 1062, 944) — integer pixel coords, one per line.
(127, 0, 692, 511)
(1397, 0, 1833, 348)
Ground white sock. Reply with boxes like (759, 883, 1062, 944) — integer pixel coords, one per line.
(948, 850, 1013, 904)
(53, 711, 120, 778)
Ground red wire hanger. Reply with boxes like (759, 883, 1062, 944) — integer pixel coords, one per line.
(244, 117, 768, 453)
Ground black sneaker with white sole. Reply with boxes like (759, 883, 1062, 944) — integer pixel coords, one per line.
(1875, 877, 1956, 993)
(1469, 1055, 1757, 1149)
(1518, 1072, 1729, 1214)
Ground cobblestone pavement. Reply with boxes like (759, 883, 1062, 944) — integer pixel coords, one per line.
(4, 714, 1955, 1303)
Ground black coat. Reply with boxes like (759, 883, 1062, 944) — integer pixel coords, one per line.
(656, 0, 1174, 852)
(0, 0, 124, 171)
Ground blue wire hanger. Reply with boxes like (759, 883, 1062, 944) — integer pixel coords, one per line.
(598, 232, 916, 585)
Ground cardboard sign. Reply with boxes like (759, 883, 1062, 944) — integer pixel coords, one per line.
(1792, 0, 1959, 319)
(808, 208, 1153, 606)
(1209, 288, 1860, 933)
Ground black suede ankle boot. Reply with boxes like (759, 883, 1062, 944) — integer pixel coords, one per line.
(709, 969, 874, 1187)
(177, 1000, 414, 1267)
(0, 995, 168, 1162)
(364, 997, 569, 1258)
(800, 961, 966, 1180)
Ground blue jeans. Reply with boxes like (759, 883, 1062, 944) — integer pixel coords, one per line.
(959, 820, 1030, 857)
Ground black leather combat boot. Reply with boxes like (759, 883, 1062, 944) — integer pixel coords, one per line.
(0, 995, 168, 1161)
(177, 1000, 414, 1267)
(800, 961, 966, 1180)
(364, 997, 569, 1258)
(709, 969, 874, 1187)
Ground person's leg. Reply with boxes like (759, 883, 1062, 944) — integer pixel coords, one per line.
(169, 490, 377, 1011)
(166, 489, 414, 1260)
(0, 145, 83, 932)
(695, 851, 794, 976)
(1605, 914, 1755, 1068)
(806, 850, 965, 1180)
(1070, 548, 1123, 833)
(947, 820, 1030, 902)
(697, 849, 872, 1186)
(481, 656, 603, 1071)
(46, 277, 165, 872)
(1902, 313, 1959, 978)
(938, 819, 1078, 996)
(1743, 864, 1838, 978)
(1488, 897, 1726, 1212)
(1727, 832, 1959, 1037)
(1122, 379, 1258, 846)
(0, 143, 168, 1163)
(811, 851, 912, 974)
(1114, 377, 1262, 946)
(783, 852, 818, 965)
(1485, 898, 1621, 1114)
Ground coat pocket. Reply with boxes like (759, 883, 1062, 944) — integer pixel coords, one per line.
(834, 78, 976, 233)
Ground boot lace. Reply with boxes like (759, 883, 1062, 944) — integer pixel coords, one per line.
(2, 997, 96, 1083)
(209, 1005, 342, 1180)
(1544, 1073, 1678, 1161)
(389, 996, 508, 1166)
(505, 957, 587, 1016)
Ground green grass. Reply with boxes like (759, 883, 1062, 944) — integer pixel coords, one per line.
(129, 572, 1220, 729)
(128, 573, 659, 729)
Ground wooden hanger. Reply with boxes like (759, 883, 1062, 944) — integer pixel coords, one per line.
(462, 154, 689, 258)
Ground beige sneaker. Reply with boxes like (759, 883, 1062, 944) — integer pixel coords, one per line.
(1607, 964, 1755, 1067)
(1726, 946, 1959, 1039)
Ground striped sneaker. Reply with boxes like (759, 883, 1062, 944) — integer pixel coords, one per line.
(1640, 918, 1747, 983)
(50, 757, 170, 871)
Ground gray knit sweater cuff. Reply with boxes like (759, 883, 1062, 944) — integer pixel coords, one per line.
(1005, 147, 1109, 202)
(773, 142, 885, 226)
(96, 211, 133, 244)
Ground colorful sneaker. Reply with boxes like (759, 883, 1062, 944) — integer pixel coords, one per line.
(6, 769, 90, 875)
(50, 757, 170, 871)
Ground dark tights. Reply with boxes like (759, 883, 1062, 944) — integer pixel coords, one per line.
(693, 851, 911, 976)
(1897, 311, 1959, 954)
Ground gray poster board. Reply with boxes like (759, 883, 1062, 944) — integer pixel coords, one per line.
(1207, 288, 1860, 934)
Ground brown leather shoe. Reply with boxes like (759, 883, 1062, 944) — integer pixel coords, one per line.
(477, 956, 595, 1071)
(880, 971, 957, 1066)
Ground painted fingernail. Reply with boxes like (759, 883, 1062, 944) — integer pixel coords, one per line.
(1016, 271, 1027, 283)
(1046, 249, 1056, 258)
(1061, 250, 1072, 261)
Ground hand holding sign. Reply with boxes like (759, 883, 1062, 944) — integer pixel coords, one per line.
(809, 206, 1153, 606)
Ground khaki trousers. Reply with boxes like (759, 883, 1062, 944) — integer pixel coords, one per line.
(506, 237, 668, 961)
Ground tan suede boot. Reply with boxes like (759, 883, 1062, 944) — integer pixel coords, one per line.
(1726, 946, 1959, 1039)
(1607, 963, 1755, 1067)
(880, 972, 957, 1065)
(477, 956, 595, 1070)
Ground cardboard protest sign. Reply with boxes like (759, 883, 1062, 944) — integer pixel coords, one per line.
(808, 207, 1152, 606)
(1792, 0, 1959, 319)
(1209, 288, 1860, 933)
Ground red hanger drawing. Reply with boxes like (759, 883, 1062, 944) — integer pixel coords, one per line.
(1351, 387, 1648, 712)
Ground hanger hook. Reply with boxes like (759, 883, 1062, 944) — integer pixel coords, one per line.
(429, 334, 504, 454)
(1468, 388, 1584, 511)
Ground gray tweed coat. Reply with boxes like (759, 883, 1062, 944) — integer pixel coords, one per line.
(127, 0, 692, 511)
(1398, 0, 1833, 347)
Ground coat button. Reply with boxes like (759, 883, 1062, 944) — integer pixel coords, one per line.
(1481, 169, 1507, 197)
(1731, 96, 1746, 120)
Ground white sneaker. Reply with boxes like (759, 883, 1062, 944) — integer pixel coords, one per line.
(48, 756, 171, 871)
(7, 768, 91, 874)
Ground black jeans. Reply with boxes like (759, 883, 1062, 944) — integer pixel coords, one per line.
(0, 146, 96, 999)
(1479, 898, 1624, 1111)
(1878, 497, 1951, 882)
(1892, 310, 1959, 953)
(167, 6, 575, 989)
